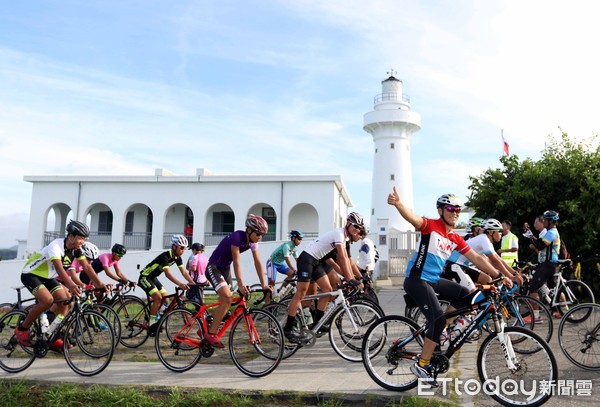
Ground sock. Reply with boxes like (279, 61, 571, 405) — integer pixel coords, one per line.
(314, 309, 325, 325)
(534, 310, 540, 318)
(284, 315, 296, 331)
(419, 358, 430, 367)
(149, 315, 157, 324)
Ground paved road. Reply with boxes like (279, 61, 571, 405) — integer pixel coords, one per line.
(1, 284, 598, 406)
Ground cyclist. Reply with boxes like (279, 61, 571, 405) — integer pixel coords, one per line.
(527, 210, 563, 315)
(266, 230, 303, 300)
(357, 228, 376, 277)
(88, 243, 134, 287)
(203, 214, 271, 348)
(186, 242, 208, 304)
(65, 241, 107, 289)
(463, 217, 483, 240)
(282, 212, 364, 343)
(15, 220, 86, 350)
(138, 234, 195, 336)
(497, 220, 519, 266)
(388, 188, 508, 386)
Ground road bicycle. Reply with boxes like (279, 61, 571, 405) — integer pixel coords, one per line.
(115, 286, 200, 348)
(263, 285, 383, 362)
(0, 294, 115, 376)
(519, 260, 595, 318)
(558, 302, 600, 371)
(362, 279, 558, 407)
(154, 287, 284, 377)
(0, 286, 37, 316)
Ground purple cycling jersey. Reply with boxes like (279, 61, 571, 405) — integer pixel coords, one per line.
(208, 230, 257, 268)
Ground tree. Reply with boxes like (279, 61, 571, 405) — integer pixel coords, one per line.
(466, 131, 600, 289)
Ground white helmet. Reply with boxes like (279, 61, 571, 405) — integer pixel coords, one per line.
(81, 242, 99, 260)
(481, 218, 502, 232)
(171, 234, 189, 248)
(436, 194, 462, 208)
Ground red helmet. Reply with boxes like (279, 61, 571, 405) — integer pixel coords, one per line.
(246, 214, 268, 234)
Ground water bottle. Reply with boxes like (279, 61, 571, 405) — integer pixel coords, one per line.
(47, 314, 64, 336)
(39, 313, 49, 334)
(159, 301, 169, 316)
(449, 316, 469, 341)
(302, 307, 313, 326)
(538, 285, 551, 304)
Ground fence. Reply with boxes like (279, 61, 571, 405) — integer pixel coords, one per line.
(385, 230, 420, 279)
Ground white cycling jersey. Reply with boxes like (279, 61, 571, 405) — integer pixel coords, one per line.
(22, 238, 82, 279)
(303, 227, 348, 260)
(452, 233, 495, 266)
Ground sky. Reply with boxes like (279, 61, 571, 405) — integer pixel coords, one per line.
(1, 0, 599, 248)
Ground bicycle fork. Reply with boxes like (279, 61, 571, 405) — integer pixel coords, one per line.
(493, 314, 518, 371)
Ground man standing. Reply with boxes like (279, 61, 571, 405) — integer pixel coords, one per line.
(497, 220, 518, 266)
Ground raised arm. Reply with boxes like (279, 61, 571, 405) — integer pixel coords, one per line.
(387, 186, 423, 229)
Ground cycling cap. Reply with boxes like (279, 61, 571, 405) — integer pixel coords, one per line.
(111, 243, 127, 255)
(346, 212, 365, 228)
(289, 230, 304, 239)
(81, 242, 99, 260)
(171, 234, 189, 248)
(543, 210, 559, 221)
(246, 214, 269, 234)
(66, 220, 90, 238)
(191, 242, 204, 251)
(481, 218, 502, 232)
(436, 194, 462, 208)
(467, 217, 484, 229)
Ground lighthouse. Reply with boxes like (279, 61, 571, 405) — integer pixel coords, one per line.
(363, 73, 421, 233)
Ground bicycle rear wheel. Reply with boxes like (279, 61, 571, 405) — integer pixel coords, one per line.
(361, 315, 421, 392)
(556, 280, 595, 320)
(558, 303, 600, 370)
(262, 302, 301, 359)
(85, 303, 122, 348)
(155, 308, 202, 372)
(504, 295, 553, 344)
(64, 310, 115, 376)
(329, 302, 383, 362)
(228, 308, 284, 377)
(0, 310, 36, 373)
(115, 297, 149, 348)
(478, 326, 557, 407)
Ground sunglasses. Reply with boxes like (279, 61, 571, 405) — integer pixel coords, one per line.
(444, 205, 461, 213)
(114, 253, 124, 258)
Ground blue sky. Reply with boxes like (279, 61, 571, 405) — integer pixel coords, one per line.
(1, 1, 599, 248)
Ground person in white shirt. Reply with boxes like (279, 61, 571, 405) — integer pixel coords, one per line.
(357, 234, 376, 276)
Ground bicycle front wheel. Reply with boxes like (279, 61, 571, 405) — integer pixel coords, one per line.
(556, 280, 595, 320)
(262, 302, 301, 359)
(155, 308, 202, 372)
(64, 310, 115, 376)
(558, 303, 600, 370)
(229, 308, 284, 377)
(0, 310, 36, 373)
(361, 315, 422, 392)
(329, 302, 383, 362)
(115, 297, 149, 348)
(85, 303, 122, 348)
(478, 326, 557, 407)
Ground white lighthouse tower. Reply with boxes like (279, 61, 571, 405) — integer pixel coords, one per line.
(363, 72, 421, 233)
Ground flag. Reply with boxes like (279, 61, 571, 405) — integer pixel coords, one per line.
(501, 130, 510, 156)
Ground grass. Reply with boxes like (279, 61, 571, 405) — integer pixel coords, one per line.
(0, 380, 459, 407)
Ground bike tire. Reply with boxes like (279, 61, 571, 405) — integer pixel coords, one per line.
(0, 310, 37, 373)
(329, 302, 383, 362)
(63, 309, 115, 376)
(556, 280, 595, 320)
(155, 308, 202, 373)
(228, 308, 284, 377)
(262, 303, 300, 359)
(0, 303, 15, 317)
(361, 315, 422, 392)
(115, 297, 149, 348)
(477, 326, 558, 407)
(505, 295, 553, 344)
(558, 303, 600, 371)
(83, 302, 122, 348)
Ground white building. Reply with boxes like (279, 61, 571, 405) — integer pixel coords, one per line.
(22, 168, 353, 256)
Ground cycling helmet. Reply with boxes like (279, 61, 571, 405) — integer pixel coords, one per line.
(543, 210, 559, 221)
(289, 230, 304, 239)
(66, 219, 90, 237)
(346, 212, 365, 229)
(481, 218, 502, 232)
(171, 234, 189, 248)
(436, 194, 462, 208)
(467, 217, 484, 230)
(191, 242, 204, 251)
(111, 243, 127, 255)
(246, 214, 268, 235)
(81, 242, 99, 260)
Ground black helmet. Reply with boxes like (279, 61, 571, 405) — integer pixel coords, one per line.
(66, 219, 90, 237)
(111, 243, 127, 255)
(191, 243, 204, 251)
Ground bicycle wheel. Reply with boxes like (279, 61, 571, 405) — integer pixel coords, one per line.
(228, 308, 284, 377)
(85, 303, 122, 348)
(558, 303, 600, 370)
(262, 303, 301, 359)
(477, 326, 558, 407)
(329, 302, 383, 362)
(63, 310, 115, 376)
(556, 280, 595, 320)
(155, 308, 202, 372)
(115, 297, 149, 348)
(0, 310, 36, 373)
(505, 295, 553, 344)
(361, 315, 422, 392)
(0, 303, 15, 317)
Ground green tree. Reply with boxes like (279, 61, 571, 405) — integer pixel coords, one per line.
(466, 131, 600, 288)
